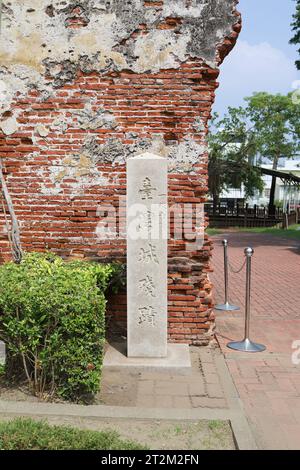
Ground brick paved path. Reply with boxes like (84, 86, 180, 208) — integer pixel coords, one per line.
(211, 231, 300, 449)
(101, 346, 228, 410)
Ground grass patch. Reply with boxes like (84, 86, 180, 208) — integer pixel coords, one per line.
(232, 224, 300, 240)
(206, 228, 223, 236)
(148, 420, 234, 450)
(0, 418, 147, 450)
(208, 420, 224, 431)
(202, 421, 232, 450)
(207, 225, 300, 240)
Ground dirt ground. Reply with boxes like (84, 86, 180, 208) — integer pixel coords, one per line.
(97, 368, 140, 406)
(0, 376, 41, 403)
(0, 370, 139, 406)
(0, 330, 137, 406)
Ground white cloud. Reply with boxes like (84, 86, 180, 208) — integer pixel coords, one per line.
(213, 40, 299, 115)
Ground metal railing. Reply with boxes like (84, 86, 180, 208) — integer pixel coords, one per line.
(215, 239, 266, 353)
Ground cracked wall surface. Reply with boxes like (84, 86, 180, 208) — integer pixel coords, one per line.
(0, 1, 240, 176)
(0, 0, 241, 345)
(1, 1, 238, 75)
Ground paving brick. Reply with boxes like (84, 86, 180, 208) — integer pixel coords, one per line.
(198, 349, 215, 364)
(206, 383, 224, 398)
(201, 362, 218, 375)
(137, 380, 155, 396)
(191, 397, 227, 409)
(173, 396, 192, 408)
(246, 383, 273, 392)
(269, 398, 294, 416)
(136, 394, 156, 408)
(275, 378, 298, 393)
(155, 383, 189, 397)
(235, 376, 260, 384)
(281, 425, 300, 450)
(211, 232, 300, 450)
(154, 395, 174, 408)
(254, 418, 290, 450)
(205, 373, 220, 384)
(134, 346, 227, 410)
(258, 372, 277, 386)
(188, 379, 206, 397)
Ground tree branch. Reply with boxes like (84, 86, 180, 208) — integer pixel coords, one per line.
(0, 159, 23, 263)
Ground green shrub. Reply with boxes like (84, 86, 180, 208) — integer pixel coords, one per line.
(0, 252, 119, 401)
(0, 418, 147, 450)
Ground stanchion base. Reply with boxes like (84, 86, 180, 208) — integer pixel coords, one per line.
(227, 338, 266, 353)
(215, 302, 240, 311)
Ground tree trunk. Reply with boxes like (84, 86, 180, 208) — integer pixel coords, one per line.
(4, 349, 26, 382)
(213, 194, 219, 216)
(268, 155, 279, 217)
(0, 159, 23, 263)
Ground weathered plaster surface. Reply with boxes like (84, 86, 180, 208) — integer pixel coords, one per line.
(24, 130, 206, 196)
(0, 115, 18, 135)
(74, 103, 119, 130)
(80, 133, 206, 170)
(0, 0, 240, 191)
(0, 0, 239, 106)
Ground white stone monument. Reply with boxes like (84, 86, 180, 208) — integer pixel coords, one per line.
(127, 152, 168, 358)
(103, 152, 191, 373)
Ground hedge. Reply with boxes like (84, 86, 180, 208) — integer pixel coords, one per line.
(0, 252, 119, 401)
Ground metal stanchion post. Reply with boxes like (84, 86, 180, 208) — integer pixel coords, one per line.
(227, 248, 266, 353)
(215, 239, 240, 311)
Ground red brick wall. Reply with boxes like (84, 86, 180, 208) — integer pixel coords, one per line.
(0, 4, 241, 346)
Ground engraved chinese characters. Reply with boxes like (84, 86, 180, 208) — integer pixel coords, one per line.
(127, 153, 168, 358)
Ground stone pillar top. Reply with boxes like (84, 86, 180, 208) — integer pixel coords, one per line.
(128, 152, 166, 160)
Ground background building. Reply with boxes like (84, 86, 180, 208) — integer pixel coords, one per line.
(220, 158, 300, 211)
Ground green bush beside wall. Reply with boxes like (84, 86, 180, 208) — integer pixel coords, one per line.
(0, 252, 119, 401)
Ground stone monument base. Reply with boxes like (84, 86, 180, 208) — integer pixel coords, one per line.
(103, 342, 191, 375)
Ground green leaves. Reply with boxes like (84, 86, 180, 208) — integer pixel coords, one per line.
(290, 0, 300, 69)
(0, 252, 119, 401)
(208, 111, 263, 202)
(208, 92, 300, 205)
(245, 92, 300, 161)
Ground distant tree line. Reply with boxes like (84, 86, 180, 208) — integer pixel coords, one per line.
(208, 92, 300, 214)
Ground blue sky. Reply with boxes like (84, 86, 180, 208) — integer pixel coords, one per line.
(213, 0, 300, 116)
